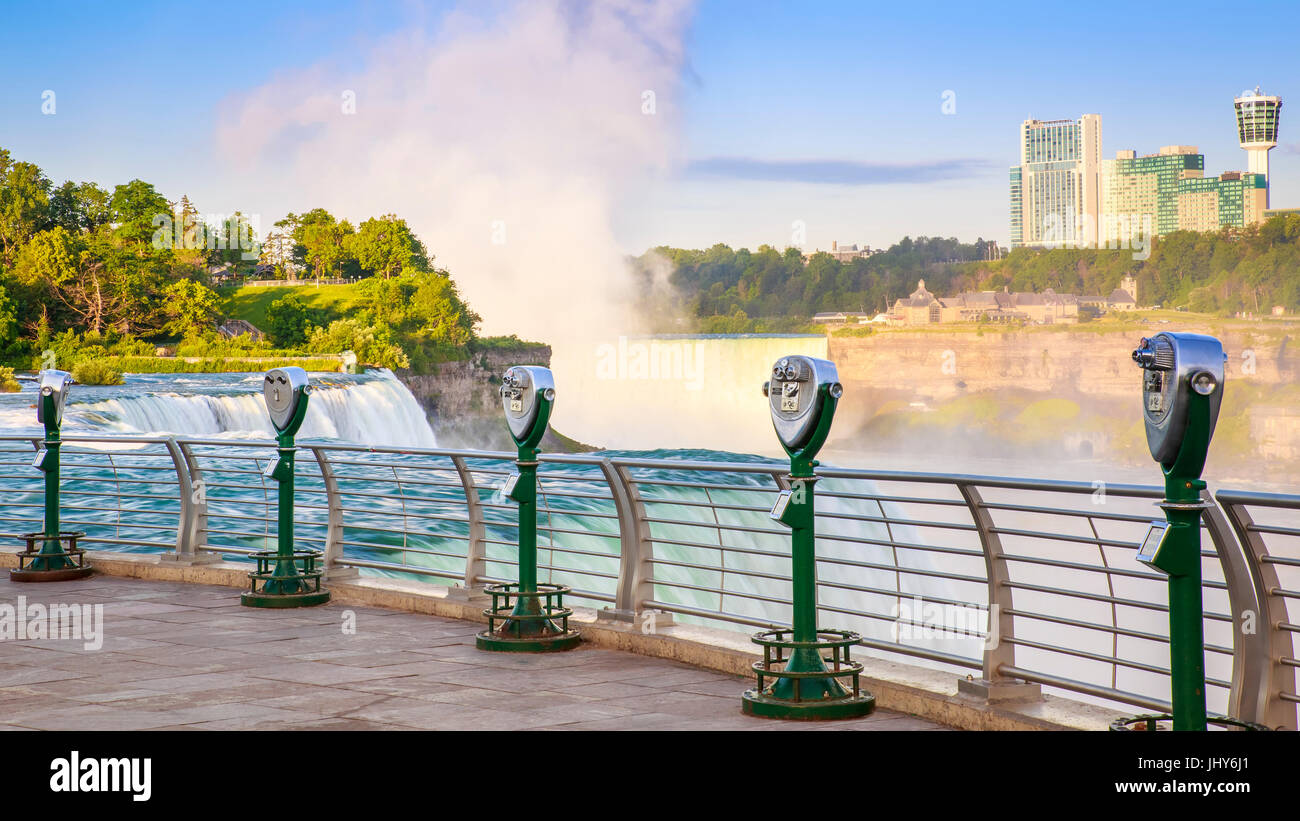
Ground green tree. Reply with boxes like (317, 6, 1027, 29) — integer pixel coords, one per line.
(163, 279, 222, 337)
(0, 283, 17, 349)
(111, 179, 171, 247)
(48, 181, 111, 234)
(289, 208, 356, 281)
(264, 295, 312, 347)
(306, 318, 409, 369)
(345, 215, 429, 279)
(14, 227, 170, 334)
(0, 150, 52, 266)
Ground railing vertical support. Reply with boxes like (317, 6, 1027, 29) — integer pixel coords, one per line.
(1200, 493, 1264, 725)
(597, 461, 670, 628)
(957, 483, 1041, 702)
(1216, 493, 1297, 730)
(159, 440, 219, 565)
(450, 455, 487, 598)
(311, 446, 357, 581)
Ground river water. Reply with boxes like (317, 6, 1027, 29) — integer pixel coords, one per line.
(0, 370, 437, 448)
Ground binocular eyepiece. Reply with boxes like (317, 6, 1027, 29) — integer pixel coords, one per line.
(1132, 336, 1175, 371)
(772, 358, 807, 382)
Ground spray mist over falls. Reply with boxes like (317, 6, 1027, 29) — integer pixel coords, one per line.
(216, 0, 696, 360)
(552, 334, 828, 452)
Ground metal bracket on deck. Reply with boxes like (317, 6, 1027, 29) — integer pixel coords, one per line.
(957, 676, 1043, 704)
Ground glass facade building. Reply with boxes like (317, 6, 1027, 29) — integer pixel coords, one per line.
(1009, 115, 1102, 249)
(1177, 172, 1268, 232)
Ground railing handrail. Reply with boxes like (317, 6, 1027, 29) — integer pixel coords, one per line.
(0, 435, 1184, 496)
(0, 432, 1293, 728)
(1216, 488, 1300, 509)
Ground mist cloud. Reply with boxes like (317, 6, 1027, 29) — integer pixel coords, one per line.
(215, 0, 695, 342)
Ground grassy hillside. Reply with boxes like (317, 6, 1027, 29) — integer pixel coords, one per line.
(218, 283, 370, 330)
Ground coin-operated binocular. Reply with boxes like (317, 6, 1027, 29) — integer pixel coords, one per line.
(241, 367, 329, 608)
(742, 355, 875, 719)
(476, 366, 580, 652)
(12, 370, 93, 581)
(1130, 333, 1226, 731)
(36, 369, 74, 432)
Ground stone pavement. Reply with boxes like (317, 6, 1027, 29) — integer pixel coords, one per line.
(0, 574, 950, 731)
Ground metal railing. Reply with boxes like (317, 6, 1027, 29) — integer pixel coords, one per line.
(1215, 489, 1300, 729)
(0, 433, 1294, 729)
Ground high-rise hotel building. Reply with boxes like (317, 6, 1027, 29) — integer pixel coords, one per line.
(1009, 114, 1102, 248)
(1018, 93, 1280, 248)
(1098, 146, 1266, 245)
(1101, 146, 1202, 239)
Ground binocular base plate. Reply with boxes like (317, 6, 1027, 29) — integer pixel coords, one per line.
(475, 630, 582, 653)
(741, 689, 876, 721)
(1109, 713, 1270, 732)
(9, 566, 94, 583)
(241, 590, 332, 609)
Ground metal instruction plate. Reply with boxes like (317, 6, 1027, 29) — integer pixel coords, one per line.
(769, 490, 792, 521)
(1136, 520, 1169, 566)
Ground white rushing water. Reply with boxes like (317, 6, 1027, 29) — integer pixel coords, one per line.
(0, 369, 436, 448)
(549, 333, 828, 453)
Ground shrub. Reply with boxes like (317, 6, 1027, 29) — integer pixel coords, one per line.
(831, 325, 875, 337)
(265, 296, 313, 347)
(0, 366, 18, 393)
(71, 359, 124, 386)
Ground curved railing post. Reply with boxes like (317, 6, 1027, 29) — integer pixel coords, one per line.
(451, 454, 487, 595)
(1215, 490, 1298, 730)
(311, 446, 357, 582)
(165, 438, 192, 556)
(160, 439, 218, 565)
(597, 460, 666, 628)
(604, 459, 641, 614)
(1200, 492, 1264, 725)
(957, 482, 1041, 702)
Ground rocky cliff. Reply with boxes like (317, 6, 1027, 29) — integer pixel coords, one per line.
(825, 322, 1300, 480)
(398, 344, 588, 451)
(830, 324, 1298, 408)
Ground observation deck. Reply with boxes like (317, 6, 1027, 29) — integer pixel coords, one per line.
(0, 435, 1295, 731)
(0, 571, 944, 731)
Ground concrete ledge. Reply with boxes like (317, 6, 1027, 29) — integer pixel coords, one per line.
(0, 548, 1129, 730)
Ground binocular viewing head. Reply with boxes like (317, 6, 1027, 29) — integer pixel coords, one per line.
(501, 366, 556, 450)
(263, 367, 312, 437)
(1131, 332, 1225, 473)
(762, 355, 843, 462)
(36, 370, 74, 430)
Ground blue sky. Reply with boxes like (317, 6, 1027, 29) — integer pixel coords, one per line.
(3, 0, 1298, 253)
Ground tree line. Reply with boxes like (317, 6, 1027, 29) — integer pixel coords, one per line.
(637, 218, 1300, 326)
(0, 146, 480, 373)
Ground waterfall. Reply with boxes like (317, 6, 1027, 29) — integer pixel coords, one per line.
(549, 334, 829, 453)
(3, 369, 437, 448)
